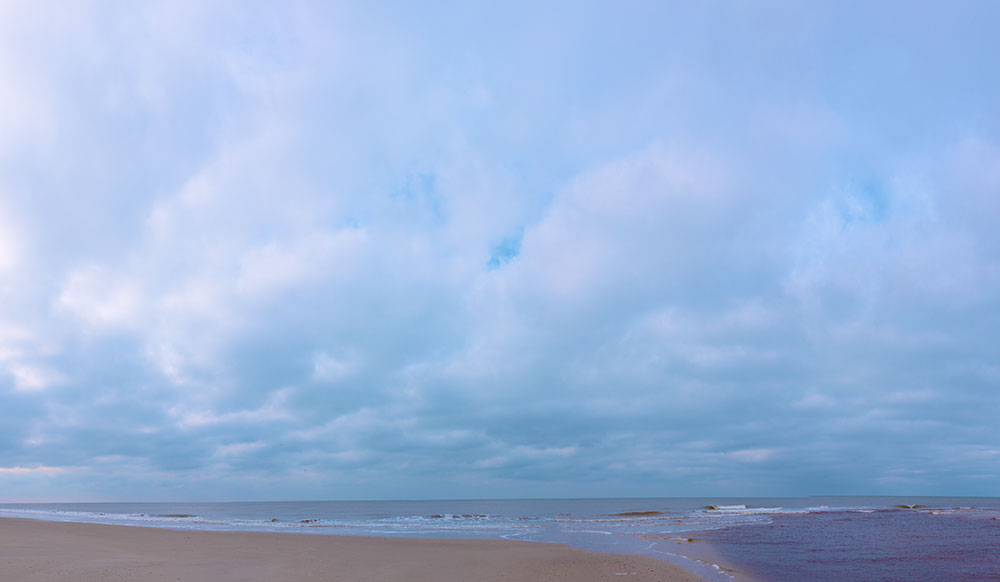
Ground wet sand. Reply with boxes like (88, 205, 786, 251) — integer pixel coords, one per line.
(0, 517, 706, 581)
(642, 535, 765, 582)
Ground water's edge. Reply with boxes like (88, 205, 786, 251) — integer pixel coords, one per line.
(2, 497, 997, 582)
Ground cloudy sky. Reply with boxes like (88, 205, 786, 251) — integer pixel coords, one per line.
(0, 1, 998, 502)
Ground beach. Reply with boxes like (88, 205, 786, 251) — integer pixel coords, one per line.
(0, 517, 705, 582)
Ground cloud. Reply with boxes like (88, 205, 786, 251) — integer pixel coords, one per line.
(0, 466, 69, 475)
(0, 204, 21, 272)
(312, 352, 358, 383)
(0, 1, 998, 501)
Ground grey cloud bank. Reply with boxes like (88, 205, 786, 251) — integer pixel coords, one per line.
(0, 1, 998, 501)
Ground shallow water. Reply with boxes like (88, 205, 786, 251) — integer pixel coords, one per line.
(701, 507, 1000, 581)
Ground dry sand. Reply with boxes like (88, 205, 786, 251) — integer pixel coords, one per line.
(0, 517, 706, 582)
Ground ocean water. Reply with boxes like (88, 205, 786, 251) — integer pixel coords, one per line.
(0, 497, 997, 581)
(700, 503, 1000, 581)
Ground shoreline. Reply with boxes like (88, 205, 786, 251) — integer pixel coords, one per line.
(0, 517, 709, 581)
(636, 534, 763, 582)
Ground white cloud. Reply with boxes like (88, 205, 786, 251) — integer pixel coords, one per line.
(237, 230, 368, 298)
(0, 465, 69, 475)
(725, 448, 779, 463)
(8, 364, 64, 393)
(171, 387, 294, 429)
(0, 204, 21, 272)
(57, 266, 142, 328)
(312, 352, 358, 382)
(793, 392, 836, 410)
(0, 4, 56, 156)
(503, 145, 730, 308)
(213, 441, 266, 458)
(475, 445, 580, 469)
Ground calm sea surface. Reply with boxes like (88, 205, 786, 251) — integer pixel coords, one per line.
(1, 497, 997, 581)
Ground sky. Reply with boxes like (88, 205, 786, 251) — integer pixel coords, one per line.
(0, 0, 998, 502)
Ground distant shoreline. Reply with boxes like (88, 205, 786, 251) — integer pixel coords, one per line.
(0, 517, 710, 582)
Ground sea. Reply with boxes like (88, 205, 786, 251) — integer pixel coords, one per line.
(0, 497, 997, 581)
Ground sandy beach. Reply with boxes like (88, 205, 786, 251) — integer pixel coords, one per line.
(0, 517, 705, 582)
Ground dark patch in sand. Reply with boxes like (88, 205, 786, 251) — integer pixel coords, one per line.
(632, 534, 700, 543)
